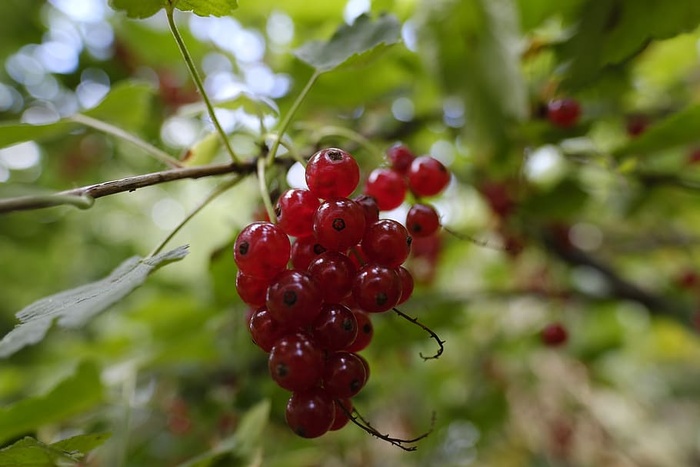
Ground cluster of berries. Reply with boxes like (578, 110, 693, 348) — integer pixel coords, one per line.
(233, 146, 450, 439)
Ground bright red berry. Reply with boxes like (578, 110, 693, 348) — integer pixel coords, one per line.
(352, 194, 380, 226)
(396, 266, 414, 305)
(322, 351, 368, 398)
(547, 98, 581, 128)
(286, 387, 335, 438)
(362, 219, 412, 268)
(311, 304, 358, 351)
(540, 322, 568, 347)
(308, 251, 356, 302)
(269, 333, 324, 391)
(406, 203, 440, 237)
(352, 264, 402, 313)
(235, 271, 269, 307)
(386, 143, 415, 174)
(345, 309, 373, 352)
(313, 198, 366, 251)
(364, 168, 407, 211)
(234, 222, 290, 279)
(407, 156, 450, 197)
(266, 270, 323, 328)
(305, 148, 360, 199)
(330, 399, 353, 431)
(290, 236, 326, 270)
(275, 189, 321, 238)
(248, 306, 288, 352)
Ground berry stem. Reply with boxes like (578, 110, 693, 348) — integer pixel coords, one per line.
(257, 156, 278, 223)
(165, 7, 240, 164)
(392, 307, 445, 360)
(443, 226, 512, 252)
(148, 174, 244, 257)
(263, 133, 306, 167)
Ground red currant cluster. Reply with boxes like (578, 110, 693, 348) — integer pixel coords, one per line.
(233, 146, 449, 440)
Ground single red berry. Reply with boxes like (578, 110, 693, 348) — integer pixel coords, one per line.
(352, 264, 402, 313)
(269, 333, 324, 391)
(330, 399, 353, 431)
(322, 351, 368, 398)
(626, 114, 649, 137)
(234, 222, 291, 279)
(386, 143, 415, 174)
(407, 156, 450, 197)
(396, 266, 414, 305)
(688, 149, 700, 165)
(235, 271, 270, 307)
(291, 236, 326, 270)
(364, 168, 407, 211)
(406, 203, 440, 237)
(312, 304, 359, 351)
(313, 198, 366, 251)
(547, 98, 581, 128)
(676, 269, 699, 289)
(266, 270, 323, 328)
(275, 189, 321, 238)
(345, 309, 373, 352)
(305, 148, 360, 199)
(362, 219, 412, 268)
(352, 194, 380, 226)
(286, 387, 335, 438)
(248, 306, 288, 352)
(540, 322, 568, 347)
(308, 251, 357, 302)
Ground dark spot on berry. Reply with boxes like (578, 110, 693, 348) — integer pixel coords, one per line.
(376, 292, 387, 305)
(327, 149, 342, 161)
(362, 323, 371, 334)
(350, 379, 361, 392)
(238, 241, 249, 255)
(283, 290, 297, 306)
(276, 363, 288, 377)
(332, 218, 346, 231)
(313, 244, 326, 255)
(341, 317, 354, 331)
(406, 236, 413, 247)
(411, 223, 421, 233)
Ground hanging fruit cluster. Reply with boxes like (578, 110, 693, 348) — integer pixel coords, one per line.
(233, 145, 450, 439)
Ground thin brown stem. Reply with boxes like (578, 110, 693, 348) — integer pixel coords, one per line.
(392, 307, 445, 360)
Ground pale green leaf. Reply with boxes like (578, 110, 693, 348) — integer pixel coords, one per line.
(294, 14, 402, 73)
(83, 81, 154, 131)
(0, 122, 76, 151)
(109, 0, 237, 18)
(0, 362, 104, 446)
(182, 132, 220, 167)
(0, 432, 110, 466)
(0, 246, 189, 358)
(51, 433, 112, 456)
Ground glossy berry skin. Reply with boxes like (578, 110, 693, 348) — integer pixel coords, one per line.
(269, 333, 324, 391)
(290, 236, 326, 270)
(266, 270, 323, 328)
(248, 307, 288, 353)
(406, 203, 440, 237)
(407, 156, 450, 197)
(322, 351, 368, 398)
(362, 219, 412, 268)
(386, 143, 415, 174)
(305, 148, 360, 199)
(286, 388, 335, 438)
(352, 194, 380, 226)
(540, 322, 568, 347)
(352, 264, 402, 313)
(396, 266, 414, 305)
(547, 98, 581, 128)
(330, 399, 353, 431)
(313, 198, 366, 251)
(364, 168, 407, 211)
(308, 251, 357, 302)
(235, 271, 269, 307)
(275, 189, 320, 238)
(345, 309, 373, 352)
(312, 304, 358, 351)
(234, 222, 291, 279)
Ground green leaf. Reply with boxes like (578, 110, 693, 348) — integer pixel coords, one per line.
(0, 245, 189, 358)
(0, 122, 76, 151)
(0, 432, 111, 466)
(83, 81, 154, 131)
(182, 132, 220, 167)
(0, 362, 104, 446)
(294, 14, 402, 73)
(50, 432, 112, 455)
(178, 399, 270, 467)
(109, 0, 238, 19)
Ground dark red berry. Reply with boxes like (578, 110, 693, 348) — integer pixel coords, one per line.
(235, 271, 269, 307)
(406, 203, 440, 237)
(322, 351, 367, 398)
(291, 236, 326, 270)
(540, 322, 568, 347)
(396, 266, 414, 305)
(547, 98, 581, 128)
(269, 333, 324, 391)
(266, 270, 323, 328)
(305, 148, 360, 199)
(313, 198, 366, 251)
(248, 306, 288, 352)
(312, 304, 358, 351)
(688, 149, 700, 165)
(352, 194, 380, 226)
(330, 399, 353, 431)
(364, 168, 407, 211)
(362, 219, 412, 268)
(308, 251, 357, 302)
(286, 388, 335, 438)
(345, 309, 373, 352)
(352, 264, 402, 313)
(626, 114, 649, 137)
(407, 156, 450, 197)
(234, 222, 291, 279)
(275, 189, 321, 238)
(386, 143, 415, 174)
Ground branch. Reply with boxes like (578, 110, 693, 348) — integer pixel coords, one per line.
(0, 161, 258, 214)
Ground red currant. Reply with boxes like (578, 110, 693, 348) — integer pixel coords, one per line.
(248, 306, 288, 353)
(290, 236, 326, 270)
(362, 219, 412, 268)
(305, 148, 360, 199)
(407, 156, 450, 197)
(352, 264, 402, 313)
(322, 351, 367, 398)
(275, 189, 320, 238)
(386, 143, 415, 174)
(269, 333, 324, 391)
(307, 251, 357, 302)
(313, 198, 366, 251)
(235, 271, 269, 307)
(547, 98, 581, 128)
(330, 398, 353, 431)
(312, 304, 358, 351)
(234, 222, 290, 279)
(266, 270, 323, 328)
(396, 266, 414, 305)
(345, 309, 373, 352)
(540, 322, 568, 347)
(364, 168, 407, 211)
(286, 388, 335, 438)
(406, 203, 440, 237)
(352, 194, 380, 226)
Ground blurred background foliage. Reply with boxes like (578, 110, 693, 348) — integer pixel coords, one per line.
(1, 0, 700, 465)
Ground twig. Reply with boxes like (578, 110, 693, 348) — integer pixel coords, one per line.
(443, 226, 509, 251)
(392, 307, 445, 360)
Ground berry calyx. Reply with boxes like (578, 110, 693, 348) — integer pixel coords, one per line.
(313, 198, 366, 251)
(406, 204, 440, 237)
(407, 156, 450, 197)
(547, 98, 581, 128)
(305, 148, 360, 199)
(234, 222, 291, 279)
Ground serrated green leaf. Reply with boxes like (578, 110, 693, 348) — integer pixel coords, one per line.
(0, 245, 189, 358)
(109, 0, 237, 19)
(0, 362, 104, 446)
(0, 122, 76, 151)
(294, 14, 402, 73)
(83, 81, 154, 131)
